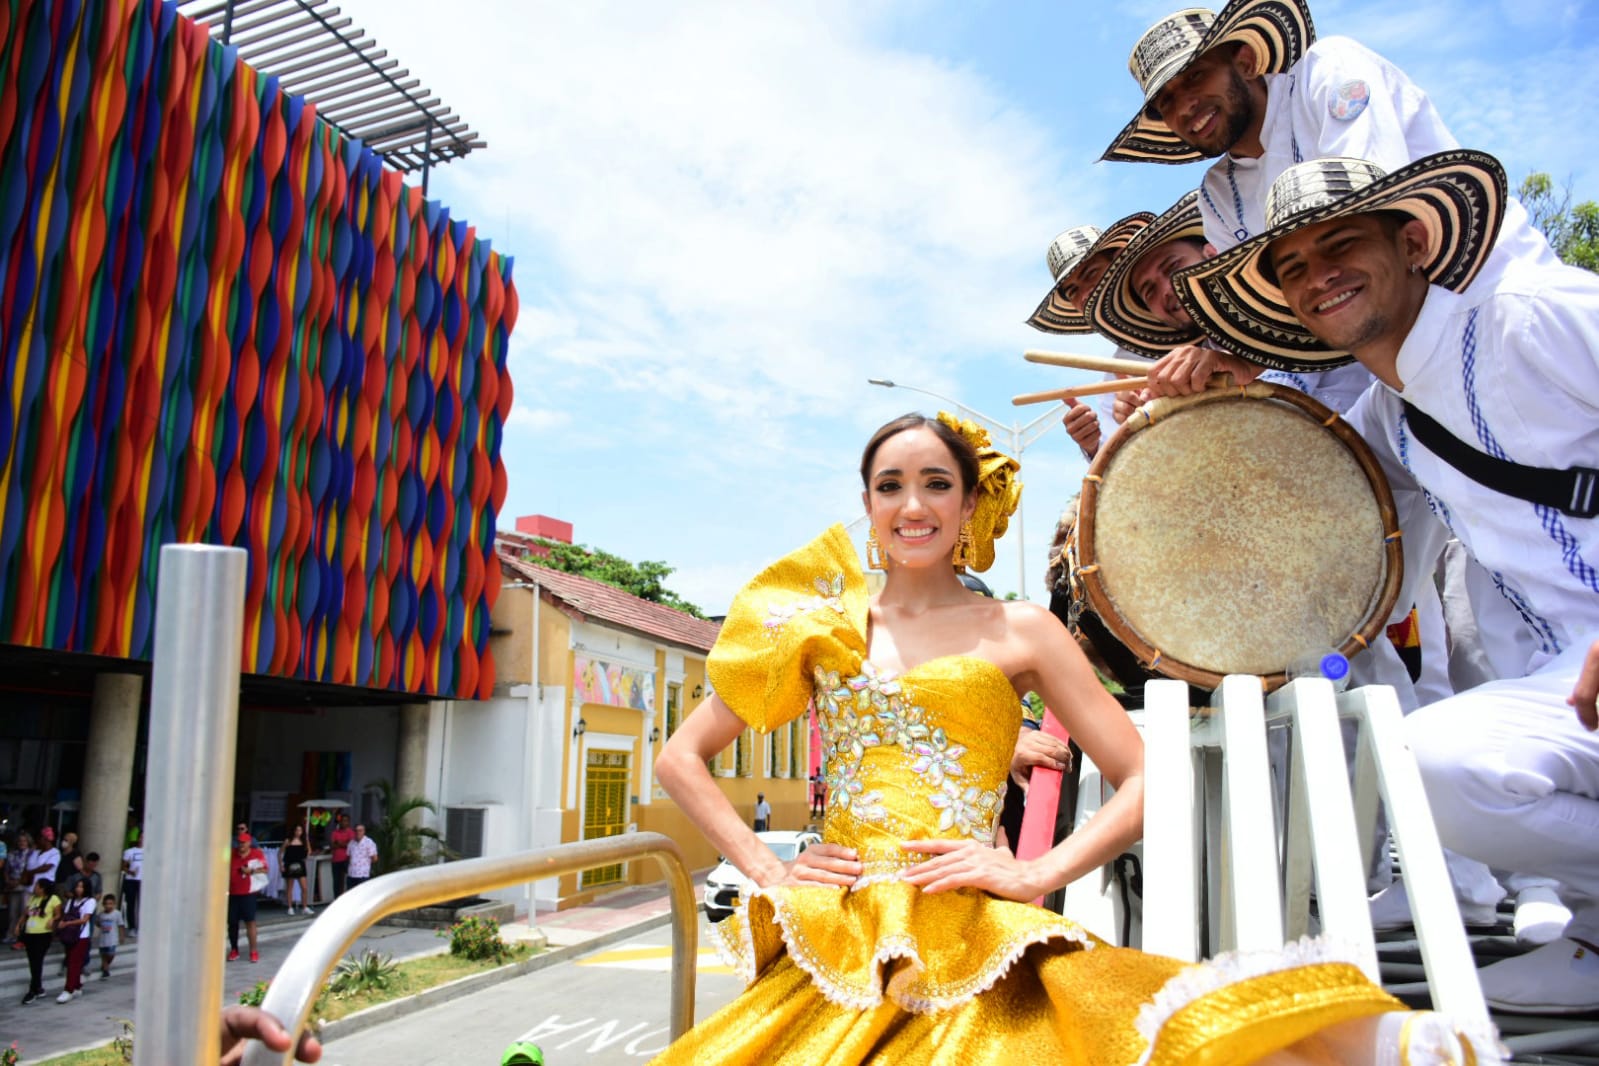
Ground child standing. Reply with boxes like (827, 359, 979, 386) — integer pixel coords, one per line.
(95, 894, 126, 979)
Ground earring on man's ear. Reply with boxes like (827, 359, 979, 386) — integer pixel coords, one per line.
(1409, 262, 1421, 275)
(866, 527, 887, 570)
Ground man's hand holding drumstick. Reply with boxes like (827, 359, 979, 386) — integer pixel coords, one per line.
(1144, 345, 1264, 397)
(1013, 348, 1263, 409)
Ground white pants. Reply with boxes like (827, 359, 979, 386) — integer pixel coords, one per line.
(1406, 640, 1599, 939)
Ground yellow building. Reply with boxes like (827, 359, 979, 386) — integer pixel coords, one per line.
(478, 524, 811, 912)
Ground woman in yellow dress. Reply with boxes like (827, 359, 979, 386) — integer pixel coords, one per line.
(652, 412, 1500, 1065)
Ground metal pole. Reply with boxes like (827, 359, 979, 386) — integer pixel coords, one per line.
(135, 545, 249, 1066)
(243, 832, 699, 1066)
(1013, 425, 1027, 597)
(421, 123, 433, 196)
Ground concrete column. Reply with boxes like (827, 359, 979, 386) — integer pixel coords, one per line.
(81, 673, 143, 899)
(395, 702, 431, 826)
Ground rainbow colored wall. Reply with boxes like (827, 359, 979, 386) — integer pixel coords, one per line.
(0, 0, 516, 699)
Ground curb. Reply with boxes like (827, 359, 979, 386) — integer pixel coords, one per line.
(317, 906, 695, 1046)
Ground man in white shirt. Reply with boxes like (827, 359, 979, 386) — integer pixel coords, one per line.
(753, 794, 772, 833)
(1172, 150, 1599, 1012)
(1102, 0, 1555, 277)
(1025, 220, 1158, 459)
(25, 826, 59, 890)
(344, 824, 379, 890)
(121, 831, 143, 935)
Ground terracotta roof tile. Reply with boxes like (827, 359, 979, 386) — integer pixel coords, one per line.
(496, 540, 721, 652)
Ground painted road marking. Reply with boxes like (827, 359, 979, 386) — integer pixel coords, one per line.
(577, 945, 733, 974)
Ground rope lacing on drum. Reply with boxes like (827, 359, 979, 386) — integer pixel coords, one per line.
(1077, 564, 1100, 576)
(1349, 633, 1369, 649)
(1084, 474, 1103, 484)
(1383, 530, 1403, 542)
(1322, 412, 1339, 427)
(1149, 649, 1163, 668)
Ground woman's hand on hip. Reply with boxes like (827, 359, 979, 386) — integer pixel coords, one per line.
(898, 835, 1046, 902)
(767, 843, 862, 889)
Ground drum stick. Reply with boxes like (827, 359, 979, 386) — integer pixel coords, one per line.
(1024, 349, 1157, 375)
(1013, 379, 1147, 405)
(1011, 373, 1230, 406)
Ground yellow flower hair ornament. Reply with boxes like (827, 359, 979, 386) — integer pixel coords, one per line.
(936, 412, 1022, 573)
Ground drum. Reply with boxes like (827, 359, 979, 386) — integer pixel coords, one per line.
(1070, 383, 1402, 691)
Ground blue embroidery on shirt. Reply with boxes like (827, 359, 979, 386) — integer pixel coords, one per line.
(1491, 571, 1562, 655)
(1262, 371, 1312, 394)
(1288, 74, 1302, 163)
(1201, 158, 1250, 242)
(1460, 308, 1599, 597)
(1397, 410, 1561, 654)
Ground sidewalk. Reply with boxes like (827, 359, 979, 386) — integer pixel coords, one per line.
(531, 874, 706, 949)
(1, 874, 706, 1063)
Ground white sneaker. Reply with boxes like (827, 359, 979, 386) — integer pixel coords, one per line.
(1480, 937, 1599, 1014)
(1368, 879, 1497, 932)
(287, 906, 296, 916)
(1512, 886, 1572, 946)
(303, 906, 314, 915)
(56, 990, 72, 1003)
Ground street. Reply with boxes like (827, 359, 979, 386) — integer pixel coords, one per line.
(322, 914, 743, 1065)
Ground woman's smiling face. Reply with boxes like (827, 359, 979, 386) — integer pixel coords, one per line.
(863, 426, 975, 570)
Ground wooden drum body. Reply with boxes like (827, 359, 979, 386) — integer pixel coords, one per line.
(1072, 383, 1402, 691)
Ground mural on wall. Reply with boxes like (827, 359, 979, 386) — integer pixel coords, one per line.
(575, 656, 656, 713)
(0, 0, 516, 698)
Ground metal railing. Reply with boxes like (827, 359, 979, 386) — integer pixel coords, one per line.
(243, 834, 699, 1066)
(131, 545, 699, 1065)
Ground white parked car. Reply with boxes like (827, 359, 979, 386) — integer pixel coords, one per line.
(703, 830, 822, 922)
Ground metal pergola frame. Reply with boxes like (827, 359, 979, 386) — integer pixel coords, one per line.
(177, 0, 485, 191)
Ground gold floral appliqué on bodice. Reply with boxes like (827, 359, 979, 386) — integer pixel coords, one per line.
(813, 659, 1011, 883)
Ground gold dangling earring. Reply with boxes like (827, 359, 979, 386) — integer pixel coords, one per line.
(952, 521, 974, 568)
(866, 527, 887, 569)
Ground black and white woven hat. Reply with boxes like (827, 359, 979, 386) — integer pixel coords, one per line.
(1173, 150, 1508, 370)
(1027, 214, 1155, 334)
(1101, 0, 1314, 164)
(1087, 191, 1207, 356)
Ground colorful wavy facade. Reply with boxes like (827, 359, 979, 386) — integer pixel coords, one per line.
(0, 0, 516, 698)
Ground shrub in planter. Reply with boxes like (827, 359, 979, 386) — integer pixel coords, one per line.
(443, 914, 510, 961)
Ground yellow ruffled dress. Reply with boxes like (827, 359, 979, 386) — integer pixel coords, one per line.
(651, 527, 1476, 1065)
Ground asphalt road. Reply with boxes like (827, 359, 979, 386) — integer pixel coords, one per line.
(322, 914, 744, 1065)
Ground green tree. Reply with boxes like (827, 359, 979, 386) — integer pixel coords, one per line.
(1519, 172, 1599, 272)
(530, 539, 705, 617)
(365, 779, 453, 871)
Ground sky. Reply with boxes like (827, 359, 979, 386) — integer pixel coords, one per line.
(330, 0, 1598, 615)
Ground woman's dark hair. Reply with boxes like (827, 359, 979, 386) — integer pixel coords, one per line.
(35, 878, 54, 896)
(860, 413, 980, 493)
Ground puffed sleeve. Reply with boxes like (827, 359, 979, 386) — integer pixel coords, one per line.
(706, 525, 869, 734)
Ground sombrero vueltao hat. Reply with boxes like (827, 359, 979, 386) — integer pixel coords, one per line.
(1172, 150, 1508, 371)
(1087, 191, 1207, 357)
(1026, 214, 1155, 334)
(1101, 0, 1314, 164)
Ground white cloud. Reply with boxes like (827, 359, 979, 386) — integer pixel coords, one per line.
(506, 405, 572, 433)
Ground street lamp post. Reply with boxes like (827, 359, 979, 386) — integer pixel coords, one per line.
(867, 379, 1064, 599)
